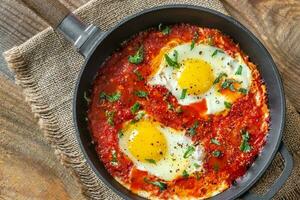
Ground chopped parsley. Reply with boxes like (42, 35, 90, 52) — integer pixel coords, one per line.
(229, 84, 236, 92)
(211, 49, 224, 57)
(224, 101, 232, 109)
(193, 163, 200, 168)
(118, 130, 124, 138)
(221, 79, 238, 91)
(212, 150, 221, 157)
(130, 102, 141, 114)
(213, 73, 228, 84)
(128, 46, 143, 64)
(240, 130, 252, 152)
(180, 89, 187, 99)
(99, 91, 121, 102)
(210, 138, 220, 145)
(144, 178, 167, 191)
(158, 23, 171, 35)
(187, 120, 199, 136)
(111, 149, 118, 165)
(190, 32, 199, 50)
(167, 103, 174, 110)
(165, 50, 180, 69)
(182, 170, 189, 178)
(131, 111, 145, 124)
(239, 88, 248, 94)
(105, 111, 115, 126)
(235, 65, 243, 75)
(145, 159, 156, 164)
(135, 90, 148, 98)
(183, 146, 195, 159)
(133, 69, 144, 81)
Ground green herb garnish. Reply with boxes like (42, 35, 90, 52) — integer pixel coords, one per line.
(221, 79, 237, 90)
(180, 89, 187, 99)
(99, 92, 106, 100)
(213, 73, 228, 84)
(240, 130, 251, 152)
(131, 102, 141, 114)
(145, 159, 156, 164)
(235, 65, 243, 75)
(111, 149, 118, 165)
(193, 163, 200, 168)
(210, 138, 220, 145)
(191, 32, 199, 50)
(135, 90, 148, 98)
(158, 23, 171, 35)
(144, 178, 167, 191)
(167, 103, 174, 110)
(238, 88, 248, 94)
(133, 69, 144, 81)
(211, 49, 224, 57)
(165, 50, 180, 69)
(107, 92, 121, 102)
(183, 146, 195, 159)
(105, 111, 115, 126)
(224, 101, 232, 109)
(182, 170, 189, 178)
(128, 46, 143, 64)
(212, 150, 221, 157)
(187, 120, 199, 136)
(118, 130, 124, 138)
(99, 91, 121, 102)
(131, 111, 145, 124)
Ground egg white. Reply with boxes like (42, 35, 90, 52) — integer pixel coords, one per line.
(119, 114, 205, 181)
(149, 43, 252, 114)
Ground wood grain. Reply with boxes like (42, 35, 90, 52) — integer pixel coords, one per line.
(0, 67, 85, 199)
(19, 0, 70, 28)
(0, 0, 89, 79)
(223, 0, 300, 111)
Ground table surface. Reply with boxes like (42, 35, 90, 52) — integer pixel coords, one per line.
(0, 0, 299, 199)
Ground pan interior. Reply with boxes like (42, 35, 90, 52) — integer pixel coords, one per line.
(74, 5, 285, 200)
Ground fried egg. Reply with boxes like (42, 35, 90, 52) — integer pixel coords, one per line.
(119, 113, 205, 181)
(149, 43, 252, 114)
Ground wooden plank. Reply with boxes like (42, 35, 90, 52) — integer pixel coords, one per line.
(0, 0, 89, 80)
(223, 0, 300, 111)
(0, 75, 85, 199)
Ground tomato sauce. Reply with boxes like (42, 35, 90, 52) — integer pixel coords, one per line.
(88, 24, 269, 199)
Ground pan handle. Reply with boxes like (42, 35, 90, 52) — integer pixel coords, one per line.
(19, 0, 102, 58)
(241, 142, 293, 200)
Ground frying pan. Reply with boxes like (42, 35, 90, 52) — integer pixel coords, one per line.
(20, 0, 293, 199)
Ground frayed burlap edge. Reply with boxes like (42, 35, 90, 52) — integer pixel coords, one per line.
(3, 48, 119, 200)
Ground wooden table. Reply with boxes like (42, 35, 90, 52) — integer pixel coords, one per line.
(0, 0, 299, 199)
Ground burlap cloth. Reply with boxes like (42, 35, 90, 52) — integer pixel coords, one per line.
(3, 0, 300, 199)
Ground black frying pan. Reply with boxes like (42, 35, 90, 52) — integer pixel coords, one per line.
(20, 0, 293, 199)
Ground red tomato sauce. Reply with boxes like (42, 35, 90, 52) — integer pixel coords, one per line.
(88, 24, 269, 199)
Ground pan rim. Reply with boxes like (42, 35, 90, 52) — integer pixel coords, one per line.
(73, 4, 286, 200)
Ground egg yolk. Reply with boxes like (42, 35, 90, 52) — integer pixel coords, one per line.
(178, 59, 214, 95)
(124, 120, 167, 163)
